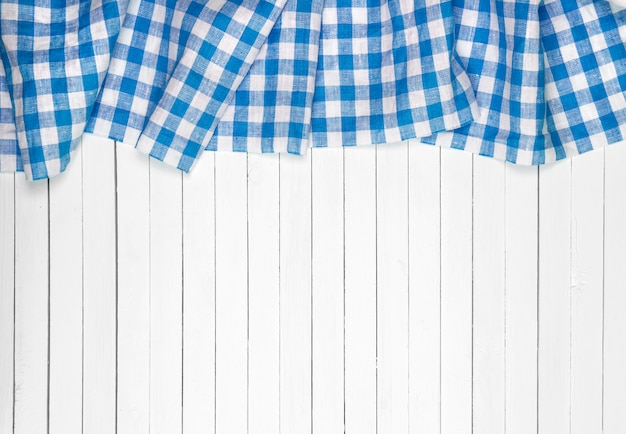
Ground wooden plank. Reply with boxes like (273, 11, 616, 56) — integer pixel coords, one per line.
(407, 143, 440, 434)
(538, 159, 571, 434)
(472, 156, 506, 434)
(116, 143, 150, 434)
(504, 163, 538, 434)
(13, 176, 49, 434)
(604, 143, 626, 434)
(182, 153, 216, 434)
(0, 173, 15, 434)
(48, 145, 83, 434)
(376, 143, 409, 434)
(343, 146, 377, 434)
(311, 148, 344, 434)
(279, 152, 312, 434)
(82, 135, 117, 434)
(149, 160, 183, 434)
(570, 150, 603, 434)
(440, 148, 473, 434)
(247, 153, 280, 434)
(214, 153, 248, 434)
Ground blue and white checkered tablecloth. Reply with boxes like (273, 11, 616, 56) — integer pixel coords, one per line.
(420, 0, 626, 165)
(0, 0, 127, 179)
(1, 0, 626, 180)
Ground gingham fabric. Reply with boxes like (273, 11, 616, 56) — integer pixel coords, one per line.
(309, 0, 479, 149)
(0, 0, 127, 180)
(208, 0, 480, 154)
(207, 0, 325, 154)
(85, 0, 289, 172)
(419, 0, 626, 164)
(0, 56, 19, 173)
(1, 0, 626, 180)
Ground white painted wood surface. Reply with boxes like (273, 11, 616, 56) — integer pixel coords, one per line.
(376, 143, 409, 434)
(408, 144, 440, 434)
(440, 149, 473, 434)
(182, 153, 216, 434)
(343, 145, 376, 434)
(149, 159, 183, 434)
(215, 152, 247, 434)
(116, 143, 150, 434)
(13, 173, 48, 434)
(1, 137, 625, 434)
(48, 144, 82, 434)
(504, 162, 538, 434)
(82, 136, 117, 434)
(247, 153, 279, 434)
(311, 148, 344, 434)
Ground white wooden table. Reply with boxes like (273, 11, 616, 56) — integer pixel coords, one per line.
(0, 135, 624, 434)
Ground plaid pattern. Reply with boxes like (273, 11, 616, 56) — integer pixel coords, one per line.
(0, 0, 125, 180)
(310, 0, 479, 149)
(85, 0, 289, 171)
(0, 56, 20, 172)
(208, 0, 480, 155)
(419, 0, 626, 164)
(2, 0, 626, 179)
(207, 0, 324, 155)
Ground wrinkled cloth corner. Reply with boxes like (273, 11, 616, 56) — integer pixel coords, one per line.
(1, 0, 626, 181)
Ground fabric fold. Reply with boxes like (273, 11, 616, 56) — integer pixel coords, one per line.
(420, 0, 626, 165)
(207, 0, 325, 155)
(0, 0, 127, 180)
(309, 0, 480, 148)
(0, 55, 20, 173)
(85, 0, 290, 172)
(1, 0, 626, 180)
